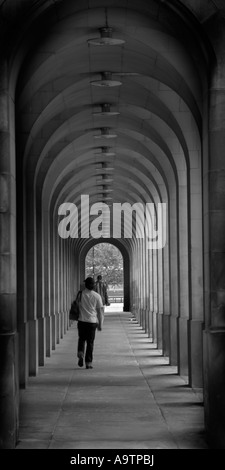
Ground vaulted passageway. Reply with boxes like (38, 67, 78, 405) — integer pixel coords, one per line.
(1, 0, 225, 449)
(15, 0, 206, 390)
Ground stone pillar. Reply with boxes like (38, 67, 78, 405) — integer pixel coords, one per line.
(168, 196, 178, 365)
(133, 244, 140, 322)
(26, 173, 38, 375)
(43, 210, 52, 357)
(50, 220, 56, 350)
(162, 216, 170, 357)
(203, 50, 225, 447)
(157, 243, 163, 350)
(0, 60, 18, 448)
(16, 138, 29, 387)
(46, 227, 53, 355)
(55, 231, 60, 344)
(177, 186, 189, 378)
(52, 222, 57, 348)
(63, 241, 67, 334)
(136, 241, 141, 322)
(152, 249, 158, 344)
(188, 163, 204, 388)
(148, 246, 153, 340)
(36, 205, 45, 367)
(141, 240, 146, 331)
(145, 238, 151, 338)
(123, 246, 130, 312)
(59, 237, 64, 339)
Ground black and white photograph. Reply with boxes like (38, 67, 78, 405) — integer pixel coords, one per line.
(0, 0, 225, 458)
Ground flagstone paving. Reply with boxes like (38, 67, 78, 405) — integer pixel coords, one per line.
(16, 310, 208, 449)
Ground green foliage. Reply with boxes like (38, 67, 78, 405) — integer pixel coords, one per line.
(85, 243, 123, 287)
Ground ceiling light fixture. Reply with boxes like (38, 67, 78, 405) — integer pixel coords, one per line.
(95, 146, 116, 157)
(87, 26, 125, 46)
(91, 72, 122, 88)
(95, 164, 114, 172)
(96, 174, 114, 183)
(94, 127, 117, 139)
(97, 185, 113, 193)
(93, 103, 120, 117)
(97, 194, 113, 201)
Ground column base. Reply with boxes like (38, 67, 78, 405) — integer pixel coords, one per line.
(152, 311, 157, 344)
(162, 314, 170, 358)
(157, 313, 163, 350)
(188, 319, 203, 388)
(141, 309, 147, 333)
(64, 310, 67, 335)
(65, 310, 69, 332)
(29, 319, 38, 376)
(56, 313, 60, 344)
(147, 310, 153, 339)
(38, 317, 46, 367)
(170, 315, 178, 366)
(178, 317, 188, 378)
(203, 329, 225, 448)
(51, 314, 56, 350)
(0, 332, 19, 449)
(139, 308, 144, 328)
(60, 311, 64, 339)
(135, 308, 141, 324)
(18, 322, 29, 388)
(46, 316, 52, 357)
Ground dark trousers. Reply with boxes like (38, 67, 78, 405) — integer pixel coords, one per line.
(77, 321, 97, 364)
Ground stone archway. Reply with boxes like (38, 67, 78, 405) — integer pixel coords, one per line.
(80, 239, 130, 313)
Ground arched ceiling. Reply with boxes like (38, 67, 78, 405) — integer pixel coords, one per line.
(1, 0, 218, 247)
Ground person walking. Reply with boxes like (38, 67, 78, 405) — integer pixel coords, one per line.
(94, 274, 110, 310)
(77, 277, 104, 369)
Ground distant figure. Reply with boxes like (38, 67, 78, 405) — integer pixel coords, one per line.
(77, 277, 104, 369)
(94, 274, 110, 309)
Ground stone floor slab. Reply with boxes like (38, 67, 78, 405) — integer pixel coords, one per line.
(16, 311, 208, 450)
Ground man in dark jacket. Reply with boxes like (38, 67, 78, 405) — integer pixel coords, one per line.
(94, 274, 110, 309)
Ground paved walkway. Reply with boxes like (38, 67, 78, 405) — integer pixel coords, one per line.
(16, 310, 208, 449)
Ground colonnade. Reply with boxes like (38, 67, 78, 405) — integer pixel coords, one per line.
(1, 0, 225, 451)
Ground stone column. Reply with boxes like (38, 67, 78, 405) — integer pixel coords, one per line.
(145, 237, 150, 337)
(51, 220, 56, 350)
(59, 237, 64, 339)
(141, 239, 146, 331)
(65, 241, 70, 331)
(162, 219, 170, 356)
(26, 170, 38, 376)
(36, 205, 45, 367)
(203, 48, 225, 447)
(152, 248, 158, 344)
(177, 185, 189, 378)
(43, 210, 52, 357)
(16, 118, 28, 388)
(188, 163, 204, 388)
(123, 245, 130, 312)
(55, 229, 60, 344)
(63, 241, 67, 334)
(0, 60, 18, 448)
(133, 244, 139, 321)
(148, 246, 153, 340)
(157, 241, 163, 350)
(168, 195, 179, 365)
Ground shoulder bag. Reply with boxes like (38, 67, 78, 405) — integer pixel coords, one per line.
(69, 290, 82, 321)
